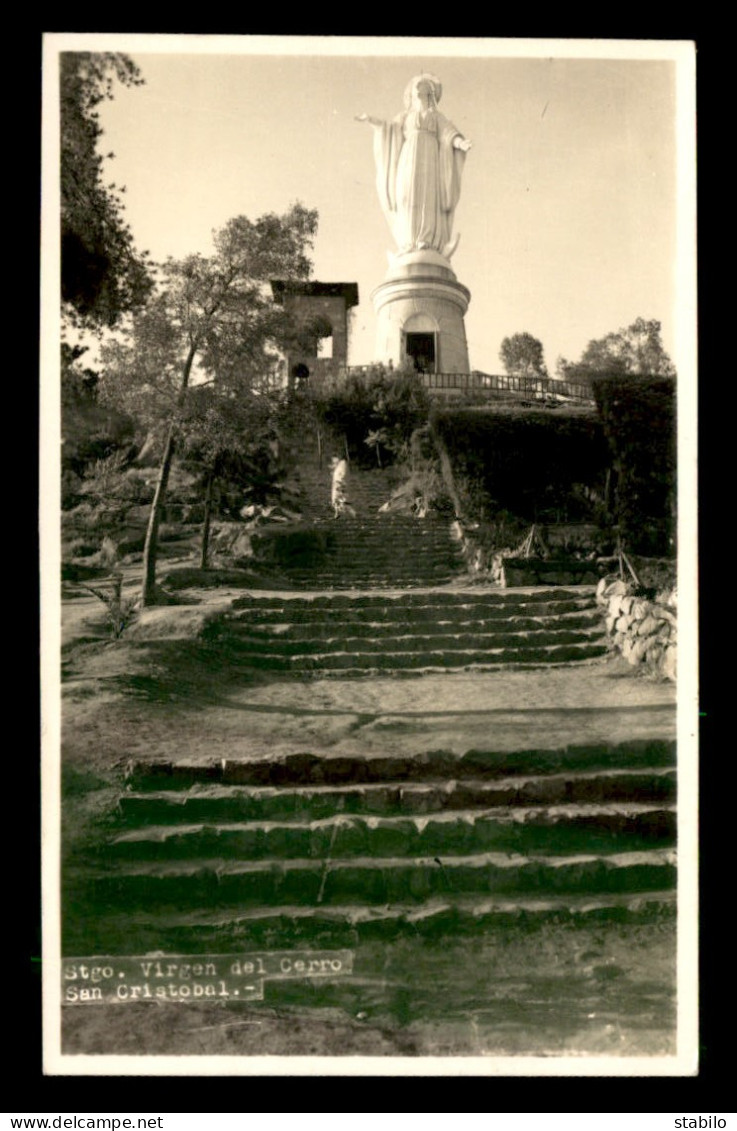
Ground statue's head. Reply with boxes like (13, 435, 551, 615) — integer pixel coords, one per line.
(404, 73, 442, 110)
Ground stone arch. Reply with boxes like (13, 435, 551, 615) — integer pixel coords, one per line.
(402, 312, 440, 333)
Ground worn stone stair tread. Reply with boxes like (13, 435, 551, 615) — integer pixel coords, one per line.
(63, 890, 677, 953)
(229, 603, 602, 622)
(228, 605, 600, 621)
(232, 625, 606, 644)
(285, 584, 461, 590)
(228, 635, 606, 658)
(93, 888, 678, 929)
(106, 805, 676, 862)
(76, 850, 676, 911)
(117, 780, 677, 807)
(231, 589, 597, 609)
(117, 769, 677, 823)
(235, 608, 600, 622)
(305, 658, 607, 677)
(230, 610, 602, 632)
(112, 802, 676, 843)
(88, 846, 677, 878)
(124, 743, 676, 788)
(228, 645, 610, 671)
(233, 641, 608, 659)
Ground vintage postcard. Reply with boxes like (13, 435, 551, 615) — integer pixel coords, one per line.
(41, 34, 698, 1076)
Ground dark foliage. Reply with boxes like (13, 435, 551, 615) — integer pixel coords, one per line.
(431, 405, 611, 526)
(61, 344, 136, 478)
(314, 365, 431, 467)
(177, 384, 283, 518)
(591, 374, 676, 556)
(61, 52, 153, 327)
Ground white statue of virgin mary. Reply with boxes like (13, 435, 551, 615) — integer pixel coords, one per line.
(356, 74, 471, 259)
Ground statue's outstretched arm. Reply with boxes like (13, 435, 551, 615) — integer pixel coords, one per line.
(355, 113, 383, 128)
(453, 135, 472, 152)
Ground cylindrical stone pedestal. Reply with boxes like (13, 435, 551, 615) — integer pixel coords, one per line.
(371, 249, 471, 374)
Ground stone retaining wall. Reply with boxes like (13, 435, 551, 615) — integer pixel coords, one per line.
(595, 577, 677, 681)
(449, 523, 606, 587)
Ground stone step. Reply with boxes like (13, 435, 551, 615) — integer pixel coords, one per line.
(214, 590, 608, 667)
(215, 641, 610, 671)
(303, 552, 460, 565)
(318, 520, 456, 530)
(291, 569, 464, 582)
(306, 516, 454, 528)
(107, 803, 676, 863)
(227, 610, 603, 639)
(124, 740, 676, 791)
(298, 553, 461, 565)
(232, 603, 601, 625)
(227, 627, 606, 656)
(73, 848, 678, 911)
(279, 576, 462, 591)
(283, 552, 462, 567)
(229, 590, 597, 613)
(294, 658, 611, 678)
(66, 730, 677, 954)
(259, 506, 468, 584)
(318, 551, 458, 562)
(279, 568, 460, 583)
(64, 889, 676, 954)
(282, 538, 460, 552)
(302, 532, 460, 546)
(295, 469, 395, 493)
(117, 768, 677, 823)
(278, 568, 460, 579)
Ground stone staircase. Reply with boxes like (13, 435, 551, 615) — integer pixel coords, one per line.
(278, 430, 466, 589)
(205, 587, 609, 675)
(61, 415, 677, 1049)
(63, 737, 676, 956)
(273, 514, 465, 590)
(292, 456, 396, 522)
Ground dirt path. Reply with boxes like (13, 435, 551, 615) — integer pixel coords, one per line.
(60, 584, 675, 774)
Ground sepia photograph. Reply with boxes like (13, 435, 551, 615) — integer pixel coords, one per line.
(41, 34, 698, 1075)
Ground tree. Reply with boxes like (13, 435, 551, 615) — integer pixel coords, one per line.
(556, 318, 676, 382)
(312, 363, 431, 468)
(61, 52, 154, 328)
(61, 343, 135, 478)
(499, 332, 549, 379)
(99, 203, 318, 605)
(178, 384, 282, 569)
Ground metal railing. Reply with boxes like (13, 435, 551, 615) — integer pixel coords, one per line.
(283, 365, 596, 404)
(414, 371, 595, 403)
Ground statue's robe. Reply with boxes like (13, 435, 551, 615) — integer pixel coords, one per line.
(373, 109, 466, 255)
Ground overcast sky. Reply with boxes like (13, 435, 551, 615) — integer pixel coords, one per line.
(49, 35, 695, 375)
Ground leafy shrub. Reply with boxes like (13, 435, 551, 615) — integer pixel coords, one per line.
(591, 375, 676, 556)
(432, 404, 610, 526)
(469, 509, 530, 554)
(84, 536, 120, 569)
(80, 453, 155, 504)
(61, 469, 84, 510)
(314, 365, 431, 468)
(80, 574, 139, 638)
(65, 501, 121, 531)
(64, 537, 101, 560)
